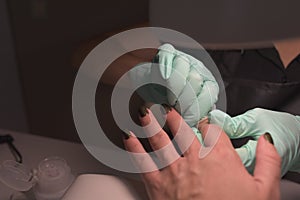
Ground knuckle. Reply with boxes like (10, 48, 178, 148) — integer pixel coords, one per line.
(150, 133, 165, 148)
(126, 140, 141, 153)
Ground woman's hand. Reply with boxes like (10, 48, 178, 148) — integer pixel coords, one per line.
(123, 106, 281, 200)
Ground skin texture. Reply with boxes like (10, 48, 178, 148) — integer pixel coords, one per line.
(273, 37, 300, 68)
(123, 108, 281, 200)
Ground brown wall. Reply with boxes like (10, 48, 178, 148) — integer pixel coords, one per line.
(8, 0, 149, 142)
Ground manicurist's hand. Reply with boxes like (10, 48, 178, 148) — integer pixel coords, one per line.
(208, 108, 300, 175)
(123, 105, 281, 200)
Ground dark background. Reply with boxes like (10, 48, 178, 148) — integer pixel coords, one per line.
(1, 0, 300, 143)
(0, 0, 149, 141)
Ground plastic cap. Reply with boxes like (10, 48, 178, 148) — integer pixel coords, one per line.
(0, 160, 33, 191)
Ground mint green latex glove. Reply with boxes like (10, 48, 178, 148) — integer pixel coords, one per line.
(209, 108, 300, 176)
(129, 44, 219, 129)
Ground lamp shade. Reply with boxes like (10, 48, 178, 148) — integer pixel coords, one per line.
(149, 0, 300, 48)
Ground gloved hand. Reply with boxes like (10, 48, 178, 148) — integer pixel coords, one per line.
(209, 108, 300, 175)
(129, 44, 300, 176)
(129, 44, 219, 129)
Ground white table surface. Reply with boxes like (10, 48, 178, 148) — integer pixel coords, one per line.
(0, 129, 145, 199)
(0, 129, 299, 200)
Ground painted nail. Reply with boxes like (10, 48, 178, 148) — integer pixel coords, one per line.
(160, 104, 172, 115)
(138, 106, 149, 117)
(122, 129, 131, 140)
(263, 132, 274, 145)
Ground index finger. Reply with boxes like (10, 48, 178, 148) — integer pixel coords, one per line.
(197, 123, 234, 159)
(139, 106, 180, 166)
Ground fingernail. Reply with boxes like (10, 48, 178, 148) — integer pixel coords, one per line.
(197, 117, 209, 130)
(263, 132, 274, 145)
(160, 104, 172, 115)
(138, 106, 149, 117)
(122, 129, 131, 140)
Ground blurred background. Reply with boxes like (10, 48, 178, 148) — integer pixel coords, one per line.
(1, 0, 300, 187)
(2, 0, 300, 144)
(0, 0, 149, 142)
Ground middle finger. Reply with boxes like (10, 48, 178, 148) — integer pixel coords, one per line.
(162, 104, 201, 157)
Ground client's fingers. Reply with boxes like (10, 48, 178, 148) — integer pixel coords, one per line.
(197, 123, 232, 158)
(198, 122, 232, 146)
(161, 104, 200, 157)
(122, 130, 159, 180)
(139, 106, 180, 165)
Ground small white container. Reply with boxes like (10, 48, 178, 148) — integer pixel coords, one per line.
(33, 157, 74, 200)
(0, 156, 74, 200)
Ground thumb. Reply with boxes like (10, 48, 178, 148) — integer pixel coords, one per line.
(253, 133, 281, 198)
(208, 109, 258, 139)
